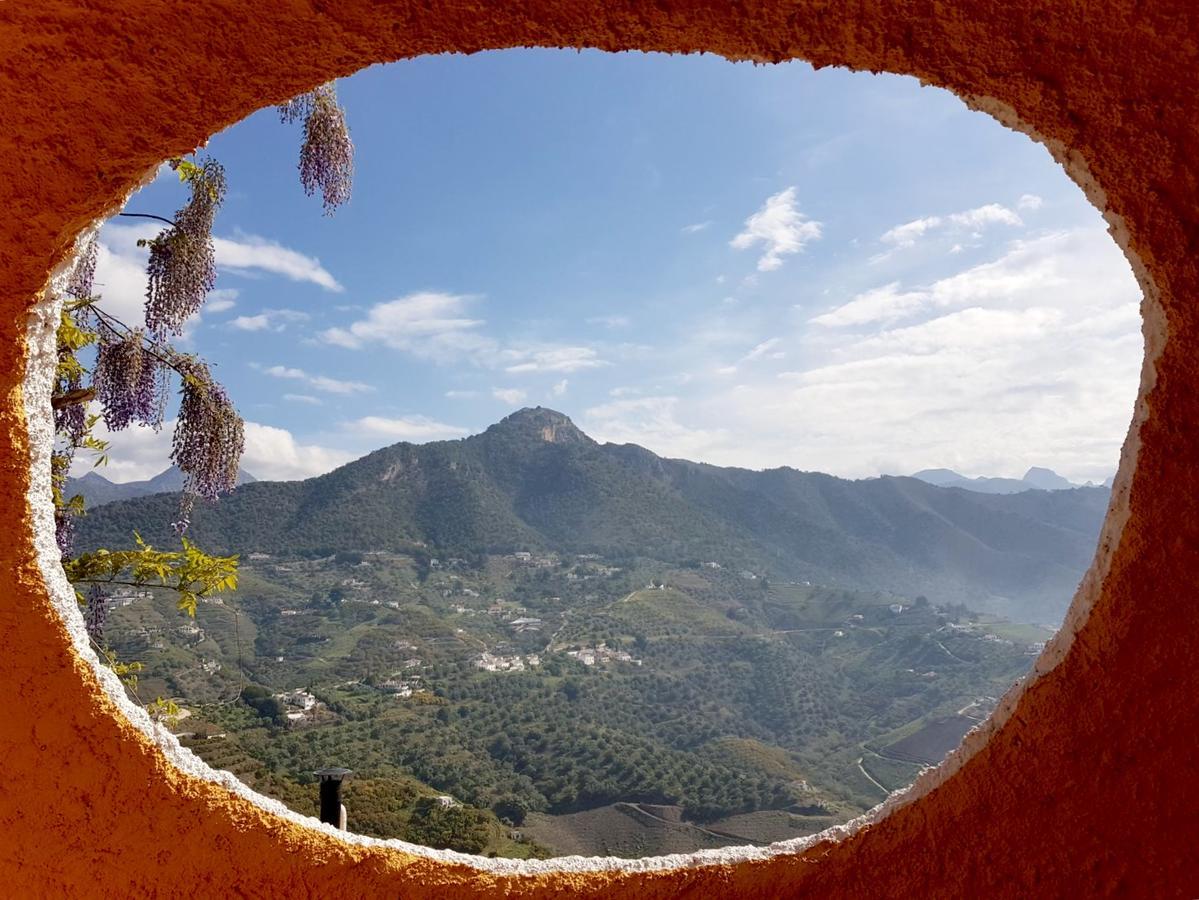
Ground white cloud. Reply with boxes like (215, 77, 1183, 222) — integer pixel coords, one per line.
(445, 389, 480, 399)
(284, 393, 322, 405)
(307, 375, 373, 395)
(92, 221, 337, 331)
(348, 415, 469, 441)
(492, 387, 528, 405)
(881, 217, 943, 248)
(551, 379, 569, 397)
(229, 308, 308, 332)
(70, 418, 353, 482)
(810, 282, 932, 328)
(1018, 193, 1045, 211)
(213, 233, 342, 292)
(730, 187, 823, 271)
(681, 221, 712, 234)
(320, 292, 493, 362)
(599, 225, 1139, 484)
(813, 230, 1084, 329)
(324, 294, 610, 376)
(90, 221, 160, 325)
(877, 202, 1023, 255)
(716, 337, 787, 375)
(242, 422, 355, 480)
(259, 364, 373, 395)
(504, 346, 607, 374)
(742, 337, 784, 362)
(583, 396, 732, 461)
(948, 203, 1023, 229)
(206, 289, 238, 313)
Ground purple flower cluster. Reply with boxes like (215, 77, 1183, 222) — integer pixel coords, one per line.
(170, 360, 245, 534)
(94, 330, 162, 431)
(83, 585, 109, 644)
(53, 373, 87, 446)
(294, 83, 354, 215)
(67, 234, 98, 299)
(144, 158, 226, 338)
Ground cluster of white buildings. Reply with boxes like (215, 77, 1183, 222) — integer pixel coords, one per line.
(275, 689, 320, 722)
(566, 644, 641, 667)
(475, 652, 542, 673)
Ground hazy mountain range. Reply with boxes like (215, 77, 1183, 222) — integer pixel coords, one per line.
(67, 466, 257, 508)
(910, 466, 1111, 494)
(75, 408, 1110, 624)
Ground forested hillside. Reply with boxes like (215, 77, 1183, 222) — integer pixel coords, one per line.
(77, 408, 1108, 623)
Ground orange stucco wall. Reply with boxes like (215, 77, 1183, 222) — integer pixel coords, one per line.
(3, 2, 1199, 896)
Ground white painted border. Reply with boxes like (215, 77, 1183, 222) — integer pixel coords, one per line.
(22, 87, 1158, 875)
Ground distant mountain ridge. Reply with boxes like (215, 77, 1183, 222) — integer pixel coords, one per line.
(910, 466, 1105, 494)
(67, 466, 256, 508)
(76, 408, 1110, 623)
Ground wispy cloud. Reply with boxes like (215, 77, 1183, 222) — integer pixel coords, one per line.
(229, 308, 309, 332)
(881, 217, 943, 249)
(730, 187, 822, 271)
(593, 226, 1139, 483)
(284, 393, 322, 405)
(214, 233, 342, 292)
(324, 292, 609, 374)
(258, 363, 373, 395)
(716, 337, 787, 375)
(810, 282, 932, 328)
(503, 346, 607, 374)
(681, 220, 713, 234)
(321, 292, 493, 362)
(878, 201, 1024, 253)
(348, 415, 469, 441)
(492, 387, 528, 405)
(206, 288, 238, 313)
(817, 230, 1077, 329)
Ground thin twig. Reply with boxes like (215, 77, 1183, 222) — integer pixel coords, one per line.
(117, 212, 177, 228)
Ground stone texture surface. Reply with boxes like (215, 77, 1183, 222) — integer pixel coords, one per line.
(1, 1, 1198, 896)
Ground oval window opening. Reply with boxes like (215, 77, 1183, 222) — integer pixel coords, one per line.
(58, 49, 1140, 860)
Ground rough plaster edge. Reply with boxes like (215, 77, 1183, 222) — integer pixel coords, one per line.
(20, 90, 1160, 877)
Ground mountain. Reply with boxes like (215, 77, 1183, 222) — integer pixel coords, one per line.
(67, 466, 256, 508)
(76, 408, 1110, 623)
(911, 466, 1095, 494)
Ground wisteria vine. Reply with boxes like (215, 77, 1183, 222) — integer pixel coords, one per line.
(52, 90, 355, 658)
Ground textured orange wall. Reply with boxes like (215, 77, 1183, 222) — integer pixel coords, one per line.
(2, 2, 1198, 896)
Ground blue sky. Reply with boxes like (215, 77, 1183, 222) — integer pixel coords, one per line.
(87, 50, 1142, 484)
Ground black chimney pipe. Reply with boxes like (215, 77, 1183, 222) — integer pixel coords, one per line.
(314, 767, 352, 828)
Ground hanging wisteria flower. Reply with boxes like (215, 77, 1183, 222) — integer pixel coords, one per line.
(66, 234, 98, 299)
(93, 329, 162, 431)
(83, 585, 109, 644)
(144, 157, 226, 338)
(53, 371, 88, 446)
(295, 83, 353, 215)
(170, 359, 244, 533)
(52, 448, 76, 556)
(277, 91, 315, 125)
